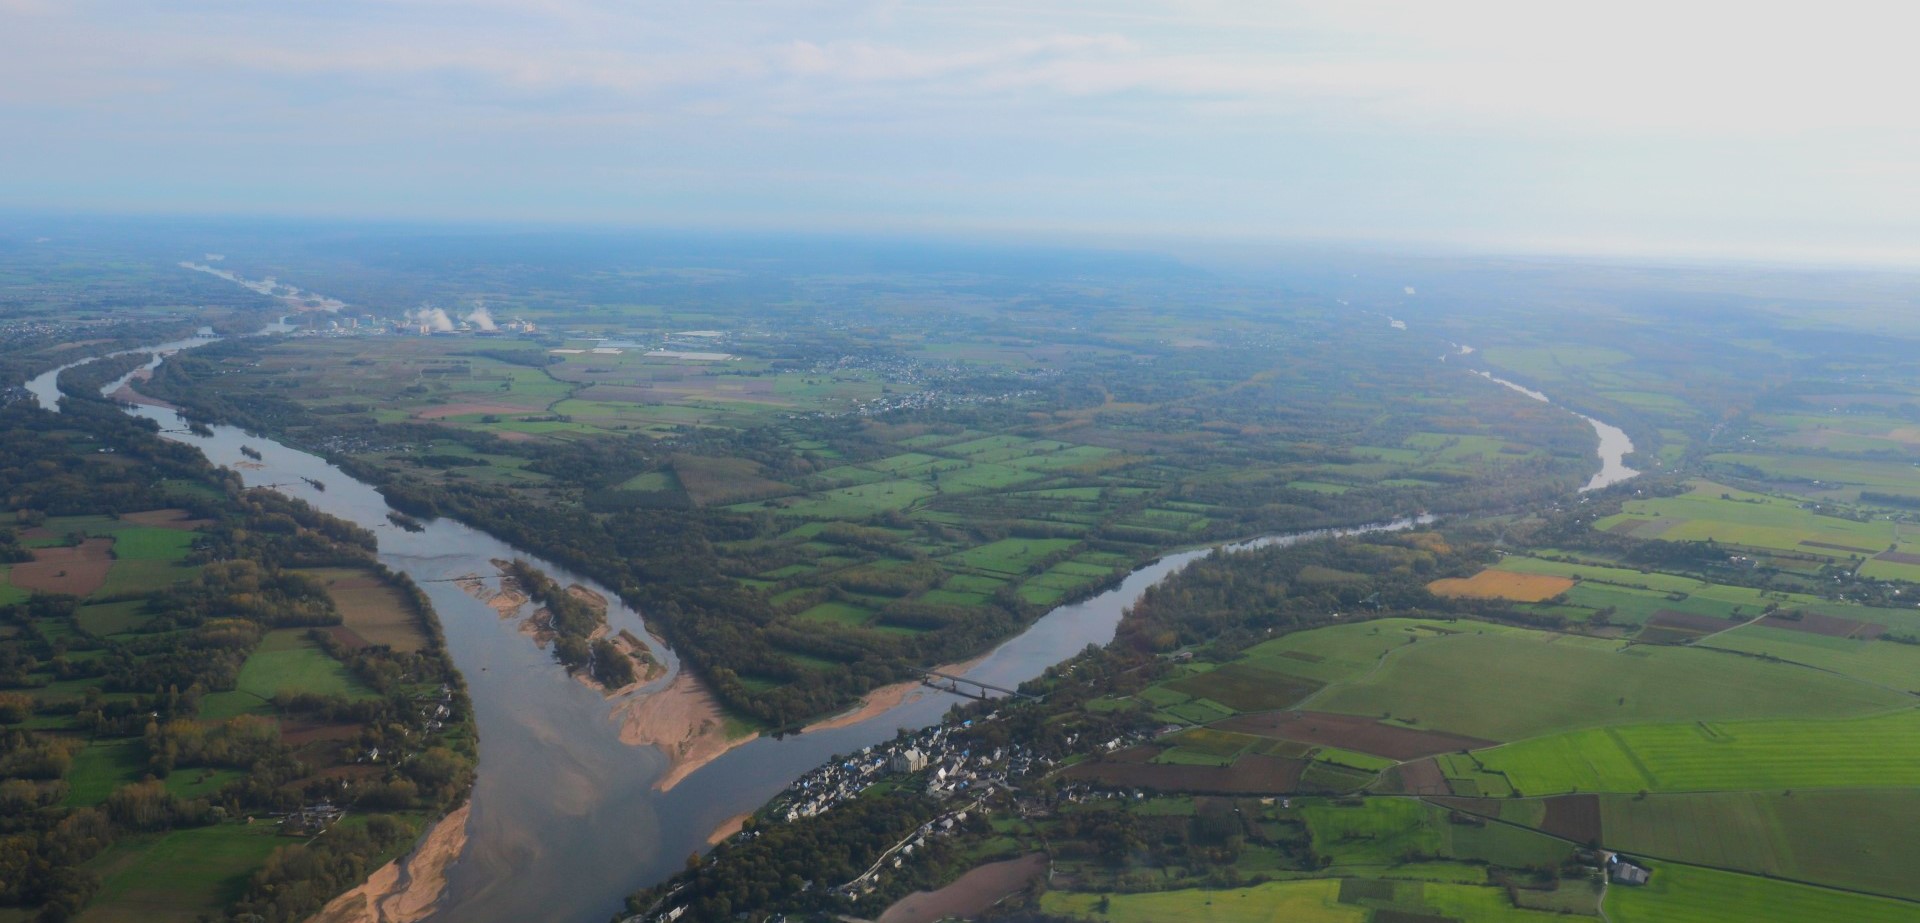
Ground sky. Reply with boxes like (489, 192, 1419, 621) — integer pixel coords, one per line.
(4, 0, 1920, 265)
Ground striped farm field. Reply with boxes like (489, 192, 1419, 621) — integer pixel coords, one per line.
(1426, 568, 1574, 602)
(1598, 789, 1920, 901)
(1605, 861, 1920, 923)
(1470, 707, 1920, 794)
(1304, 627, 1904, 742)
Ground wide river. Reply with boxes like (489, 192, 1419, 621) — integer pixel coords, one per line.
(24, 331, 1627, 923)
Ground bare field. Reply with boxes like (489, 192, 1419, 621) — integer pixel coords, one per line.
(878, 854, 1048, 923)
(1061, 751, 1308, 794)
(301, 567, 429, 653)
(9, 538, 115, 595)
(116, 508, 213, 530)
(1214, 710, 1495, 760)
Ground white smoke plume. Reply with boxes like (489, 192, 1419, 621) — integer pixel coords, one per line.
(463, 304, 497, 330)
(407, 306, 454, 332)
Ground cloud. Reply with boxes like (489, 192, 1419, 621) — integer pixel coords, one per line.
(4, 0, 1920, 263)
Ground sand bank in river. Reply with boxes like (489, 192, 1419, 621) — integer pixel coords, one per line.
(305, 802, 471, 923)
(451, 565, 528, 619)
(109, 368, 180, 410)
(706, 811, 752, 846)
(803, 653, 990, 734)
(614, 668, 756, 792)
(802, 679, 930, 734)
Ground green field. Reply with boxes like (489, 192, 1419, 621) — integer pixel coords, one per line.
(1605, 862, 1920, 923)
(1598, 790, 1920, 900)
(64, 738, 147, 806)
(1161, 662, 1322, 713)
(1305, 625, 1905, 741)
(944, 538, 1078, 576)
(1700, 626, 1920, 690)
(796, 601, 873, 627)
(1303, 798, 1574, 870)
(1470, 707, 1920, 794)
(75, 600, 152, 636)
(80, 824, 294, 923)
(1043, 880, 1365, 923)
(1594, 481, 1895, 556)
(1044, 878, 1581, 923)
(107, 527, 198, 562)
(1234, 618, 1461, 685)
(234, 630, 378, 702)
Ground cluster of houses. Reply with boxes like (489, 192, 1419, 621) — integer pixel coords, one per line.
(357, 684, 457, 765)
(766, 721, 1053, 827)
(419, 684, 455, 733)
(834, 800, 984, 903)
(279, 801, 345, 836)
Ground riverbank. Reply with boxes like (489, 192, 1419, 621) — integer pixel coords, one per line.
(801, 653, 990, 734)
(802, 680, 930, 734)
(615, 668, 757, 791)
(706, 811, 753, 846)
(304, 799, 472, 923)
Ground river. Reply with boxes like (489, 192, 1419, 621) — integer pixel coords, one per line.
(24, 334, 1431, 923)
(1469, 370, 1641, 492)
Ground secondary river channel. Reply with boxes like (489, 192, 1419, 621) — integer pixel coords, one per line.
(24, 329, 1629, 923)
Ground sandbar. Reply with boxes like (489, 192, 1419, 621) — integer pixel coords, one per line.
(305, 802, 471, 923)
(614, 667, 756, 791)
(705, 811, 752, 846)
(802, 653, 989, 734)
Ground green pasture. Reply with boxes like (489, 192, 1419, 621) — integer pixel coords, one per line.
(107, 527, 197, 561)
(1472, 707, 1920, 794)
(1306, 625, 1903, 742)
(64, 738, 146, 806)
(770, 478, 935, 518)
(1045, 876, 1579, 923)
(1161, 662, 1322, 713)
(945, 538, 1078, 576)
(234, 630, 377, 702)
(80, 823, 291, 923)
(1859, 557, 1920, 582)
(1042, 880, 1365, 923)
(1312, 747, 1395, 773)
(96, 559, 201, 599)
(795, 601, 873, 627)
(1596, 483, 1894, 555)
(76, 600, 151, 636)
(1605, 861, 1920, 923)
(1707, 452, 1920, 494)
(1236, 618, 1464, 685)
(1701, 626, 1920, 690)
(1305, 798, 1574, 870)
(1598, 789, 1920, 900)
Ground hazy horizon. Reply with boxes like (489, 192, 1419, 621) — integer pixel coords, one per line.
(6, 1, 1920, 267)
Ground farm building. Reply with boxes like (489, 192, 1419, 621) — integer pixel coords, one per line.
(1608, 854, 1652, 886)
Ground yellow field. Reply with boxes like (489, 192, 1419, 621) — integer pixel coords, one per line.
(1427, 568, 1575, 603)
